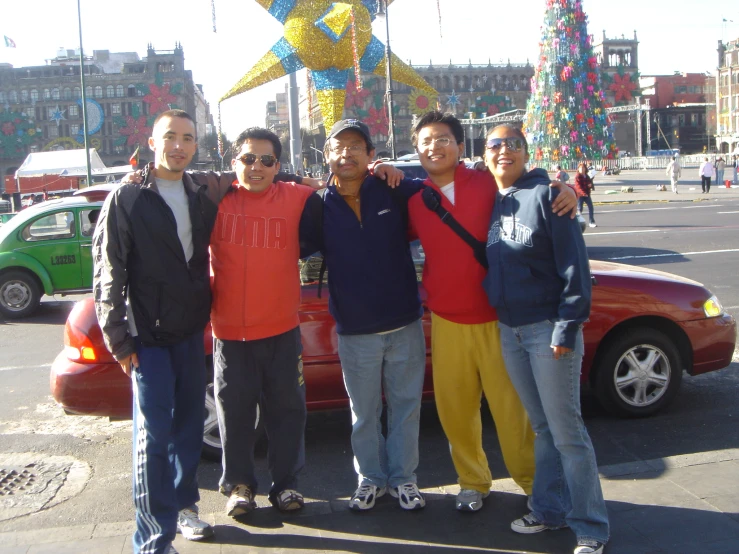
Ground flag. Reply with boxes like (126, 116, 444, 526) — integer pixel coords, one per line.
(128, 146, 140, 167)
(3, 36, 16, 48)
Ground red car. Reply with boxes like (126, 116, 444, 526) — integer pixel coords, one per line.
(51, 254, 736, 460)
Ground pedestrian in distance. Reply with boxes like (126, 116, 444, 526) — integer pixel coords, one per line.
(482, 123, 609, 554)
(716, 157, 725, 187)
(666, 155, 681, 194)
(574, 162, 596, 227)
(733, 154, 739, 185)
(699, 157, 713, 193)
(554, 164, 570, 184)
(93, 110, 217, 554)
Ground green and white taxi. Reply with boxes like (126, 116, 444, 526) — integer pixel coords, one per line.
(0, 195, 103, 318)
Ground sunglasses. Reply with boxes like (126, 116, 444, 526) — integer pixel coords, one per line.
(236, 153, 278, 167)
(486, 137, 525, 152)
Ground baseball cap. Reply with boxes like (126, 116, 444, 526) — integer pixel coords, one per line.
(326, 119, 372, 146)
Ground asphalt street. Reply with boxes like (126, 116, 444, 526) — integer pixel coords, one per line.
(0, 183, 738, 548)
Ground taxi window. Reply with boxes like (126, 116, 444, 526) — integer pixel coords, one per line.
(80, 208, 101, 237)
(22, 210, 76, 241)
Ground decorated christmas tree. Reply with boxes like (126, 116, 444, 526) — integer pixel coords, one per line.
(524, 0, 617, 166)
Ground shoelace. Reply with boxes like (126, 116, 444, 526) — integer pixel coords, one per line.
(397, 484, 420, 499)
(354, 484, 377, 499)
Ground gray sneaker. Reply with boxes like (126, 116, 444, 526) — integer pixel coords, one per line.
(455, 488, 489, 512)
(176, 506, 213, 541)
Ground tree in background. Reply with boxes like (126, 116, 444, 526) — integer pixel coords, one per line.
(524, 0, 617, 166)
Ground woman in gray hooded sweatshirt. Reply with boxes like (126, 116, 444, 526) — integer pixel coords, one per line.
(482, 124, 609, 554)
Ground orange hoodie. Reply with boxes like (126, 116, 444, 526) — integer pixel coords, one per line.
(408, 163, 498, 324)
(210, 181, 314, 341)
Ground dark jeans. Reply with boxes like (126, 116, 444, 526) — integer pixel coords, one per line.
(215, 326, 306, 499)
(577, 195, 595, 223)
(701, 175, 711, 192)
(131, 331, 206, 554)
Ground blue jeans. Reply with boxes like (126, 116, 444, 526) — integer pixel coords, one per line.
(132, 331, 206, 554)
(577, 196, 595, 223)
(499, 321, 609, 544)
(338, 319, 426, 488)
(716, 169, 724, 185)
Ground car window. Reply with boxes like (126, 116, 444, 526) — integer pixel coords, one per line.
(299, 240, 426, 287)
(80, 208, 101, 237)
(21, 210, 76, 241)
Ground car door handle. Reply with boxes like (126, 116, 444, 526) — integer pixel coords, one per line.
(80, 244, 92, 248)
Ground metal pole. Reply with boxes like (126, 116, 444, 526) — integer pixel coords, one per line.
(381, 0, 397, 159)
(287, 72, 302, 173)
(468, 112, 475, 159)
(77, 0, 92, 188)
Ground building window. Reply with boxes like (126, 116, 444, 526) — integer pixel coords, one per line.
(62, 87, 71, 100)
(94, 86, 103, 98)
(21, 89, 28, 102)
(24, 107, 34, 118)
(52, 88, 60, 100)
(73, 87, 81, 99)
(106, 85, 114, 98)
(30, 89, 39, 101)
(111, 103, 121, 114)
(116, 85, 124, 98)
(127, 84, 137, 97)
(43, 88, 50, 100)
(9, 90, 17, 103)
(70, 124, 80, 135)
(69, 104, 79, 117)
(136, 87, 145, 97)
(49, 126, 59, 138)
(85, 86, 92, 98)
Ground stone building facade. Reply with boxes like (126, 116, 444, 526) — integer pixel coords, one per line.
(0, 44, 212, 190)
(716, 38, 739, 154)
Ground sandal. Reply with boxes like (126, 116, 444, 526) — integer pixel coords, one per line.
(270, 489, 304, 512)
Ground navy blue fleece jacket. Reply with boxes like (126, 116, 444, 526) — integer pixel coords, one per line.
(482, 168, 591, 349)
(312, 175, 423, 335)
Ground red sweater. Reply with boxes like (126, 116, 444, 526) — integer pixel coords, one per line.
(209, 181, 314, 341)
(408, 164, 498, 324)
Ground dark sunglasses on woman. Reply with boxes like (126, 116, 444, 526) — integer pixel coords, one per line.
(486, 137, 525, 152)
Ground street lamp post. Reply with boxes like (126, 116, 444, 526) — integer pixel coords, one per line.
(378, 0, 397, 159)
(76, 0, 92, 188)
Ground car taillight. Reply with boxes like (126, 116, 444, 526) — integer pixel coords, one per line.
(64, 319, 99, 362)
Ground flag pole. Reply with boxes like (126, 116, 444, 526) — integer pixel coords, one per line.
(76, 0, 93, 189)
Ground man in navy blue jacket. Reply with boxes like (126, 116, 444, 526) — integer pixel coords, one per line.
(312, 120, 427, 511)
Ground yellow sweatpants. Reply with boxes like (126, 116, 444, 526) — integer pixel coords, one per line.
(431, 313, 535, 494)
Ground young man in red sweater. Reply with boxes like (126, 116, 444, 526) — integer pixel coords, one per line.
(406, 111, 577, 512)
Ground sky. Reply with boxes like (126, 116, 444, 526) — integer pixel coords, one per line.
(1, 0, 738, 139)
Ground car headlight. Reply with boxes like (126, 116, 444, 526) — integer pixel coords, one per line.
(703, 295, 724, 318)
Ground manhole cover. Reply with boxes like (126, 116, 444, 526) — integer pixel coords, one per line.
(0, 467, 39, 496)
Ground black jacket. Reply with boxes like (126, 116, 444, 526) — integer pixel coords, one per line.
(93, 165, 219, 359)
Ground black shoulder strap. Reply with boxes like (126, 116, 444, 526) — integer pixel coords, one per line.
(316, 188, 328, 298)
(420, 186, 488, 269)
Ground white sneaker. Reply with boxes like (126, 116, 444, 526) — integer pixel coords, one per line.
(177, 506, 214, 541)
(348, 483, 386, 511)
(574, 539, 605, 554)
(455, 488, 489, 512)
(389, 482, 425, 510)
(589, 222, 597, 228)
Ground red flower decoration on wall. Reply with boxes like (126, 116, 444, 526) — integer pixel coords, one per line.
(119, 115, 152, 147)
(142, 83, 177, 114)
(1, 122, 16, 135)
(609, 74, 637, 103)
(345, 79, 370, 109)
(363, 107, 389, 136)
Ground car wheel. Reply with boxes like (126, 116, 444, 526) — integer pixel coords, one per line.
(201, 383, 263, 462)
(593, 327, 682, 418)
(0, 271, 41, 319)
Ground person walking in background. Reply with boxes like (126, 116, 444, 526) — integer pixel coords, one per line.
(699, 157, 713, 193)
(574, 162, 596, 228)
(482, 123, 609, 554)
(716, 157, 725, 187)
(733, 155, 738, 185)
(554, 164, 569, 184)
(666, 156, 681, 194)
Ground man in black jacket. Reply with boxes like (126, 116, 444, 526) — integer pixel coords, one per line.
(93, 109, 217, 554)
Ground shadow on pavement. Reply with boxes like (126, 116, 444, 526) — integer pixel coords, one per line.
(201, 490, 739, 554)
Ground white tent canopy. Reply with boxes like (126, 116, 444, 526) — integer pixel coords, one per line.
(15, 149, 107, 178)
